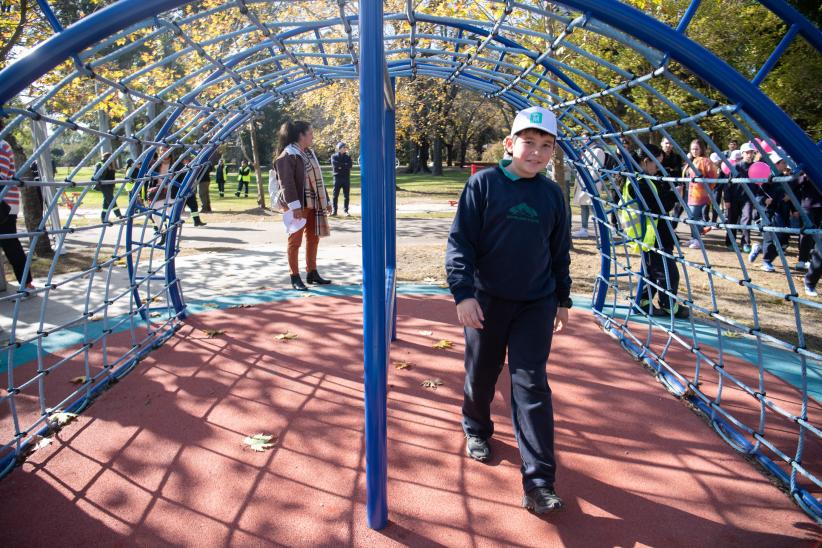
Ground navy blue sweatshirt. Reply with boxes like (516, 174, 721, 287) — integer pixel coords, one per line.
(446, 165, 572, 304)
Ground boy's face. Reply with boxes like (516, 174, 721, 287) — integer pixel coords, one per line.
(504, 129, 555, 178)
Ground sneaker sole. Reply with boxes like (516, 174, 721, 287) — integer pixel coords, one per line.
(465, 447, 489, 462)
(522, 496, 564, 515)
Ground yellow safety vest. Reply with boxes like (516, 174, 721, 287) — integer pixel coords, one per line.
(620, 179, 658, 254)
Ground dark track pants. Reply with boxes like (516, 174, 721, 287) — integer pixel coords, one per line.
(462, 291, 558, 491)
(0, 215, 31, 285)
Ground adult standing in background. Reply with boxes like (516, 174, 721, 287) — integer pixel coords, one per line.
(273, 120, 333, 290)
(215, 158, 226, 198)
(198, 160, 213, 213)
(571, 137, 604, 238)
(331, 141, 353, 216)
(0, 119, 33, 292)
(94, 152, 123, 222)
(235, 159, 251, 198)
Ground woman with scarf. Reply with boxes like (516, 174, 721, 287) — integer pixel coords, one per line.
(273, 121, 332, 290)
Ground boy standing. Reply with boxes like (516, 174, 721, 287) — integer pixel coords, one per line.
(445, 106, 572, 515)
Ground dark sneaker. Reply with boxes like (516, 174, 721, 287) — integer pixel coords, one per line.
(523, 487, 564, 515)
(465, 435, 490, 462)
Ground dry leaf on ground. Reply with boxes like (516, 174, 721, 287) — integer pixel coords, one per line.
(27, 435, 53, 454)
(243, 433, 277, 452)
(394, 361, 413, 370)
(418, 330, 433, 336)
(203, 302, 219, 308)
(202, 329, 225, 338)
(69, 376, 88, 385)
(433, 339, 453, 350)
(275, 332, 298, 341)
(421, 378, 444, 390)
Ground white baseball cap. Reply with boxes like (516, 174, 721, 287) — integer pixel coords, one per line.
(740, 142, 756, 152)
(729, 150, 743, 161)
(510, 106, 557, 137)
(709, 152, 721, 163)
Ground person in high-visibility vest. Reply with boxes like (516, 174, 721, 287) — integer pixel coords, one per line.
(622, 143, 688, 319)
(235, 159, 251, 197)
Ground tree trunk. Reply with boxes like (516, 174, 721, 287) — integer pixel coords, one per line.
(445, 143, 454, 167)
(459, 141, 467, 167)
(405, 140, 417, 174)
(6, 135, 53, 257)
(416, 140, 431, 174)
(432, 137, 443, 176)
(250, 120, 265, 209)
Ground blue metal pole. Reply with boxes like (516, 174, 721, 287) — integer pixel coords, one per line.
(385, 78, 397, 342)
(359, 0, 388, 530)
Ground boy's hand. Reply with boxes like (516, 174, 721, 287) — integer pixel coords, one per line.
(456, 298, 484, 329)
(554, 307, 569, 333)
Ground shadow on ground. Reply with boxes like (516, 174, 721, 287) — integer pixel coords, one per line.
(0, 295, 817, 546)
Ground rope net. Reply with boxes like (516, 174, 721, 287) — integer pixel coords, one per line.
(0, 0, 820, 521)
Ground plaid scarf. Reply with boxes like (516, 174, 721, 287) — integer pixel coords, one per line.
(296, 147, 330, 237)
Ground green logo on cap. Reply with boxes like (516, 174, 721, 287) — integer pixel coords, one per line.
(530, 112, 543, 124)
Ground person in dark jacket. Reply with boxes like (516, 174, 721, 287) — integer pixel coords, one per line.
(198, 160, 213, 213)
(626, 144, 686, 318)
(795, 172, 821, 272)
(215, 159, 226, 197)
(330, 142, 353, 216)
(748, 152, 790, 272)
(94, 152, 123, 222)
(446, 106, 571, 516)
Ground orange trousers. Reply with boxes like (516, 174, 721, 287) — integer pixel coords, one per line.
(287, 209, 319, 275)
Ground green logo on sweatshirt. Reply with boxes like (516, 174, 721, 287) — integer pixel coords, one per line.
(507, 202, 539, 223)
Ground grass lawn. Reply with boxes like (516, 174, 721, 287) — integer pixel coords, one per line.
(54, 165, 473, 215)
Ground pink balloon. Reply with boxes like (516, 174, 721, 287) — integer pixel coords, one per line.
(748, 161, 771, 181)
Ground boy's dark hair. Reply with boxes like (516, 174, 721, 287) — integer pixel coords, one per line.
(633, 143, 663, 164)
(514, 127, 553, 138)
(277, 120, 311, 153)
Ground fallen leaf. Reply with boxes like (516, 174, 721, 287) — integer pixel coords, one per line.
(69, 376, 88, 385)
(421, 378, 444, 390)
(418, 330, 433, 336)
(233, 304, 254, 308)
(394, 361, 412, 370)
(723, 330, 744, 338)
(202, 329, 225, 338)
(242, 433, 277, 452)
(432, 339, 453, 350)
(203, 302, 219, 309)
(28, 435, 53, 453)
(275, 332, 298, 341)
(50, 412, 78, 426)
(423, 277, 437, 283)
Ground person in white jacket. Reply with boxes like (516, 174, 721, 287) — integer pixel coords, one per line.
(572, 141, 605, 238)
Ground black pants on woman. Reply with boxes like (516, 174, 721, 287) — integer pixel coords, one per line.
(0, 214, 32, 285)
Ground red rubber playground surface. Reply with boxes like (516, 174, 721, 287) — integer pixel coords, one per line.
(0, 294, 819, 546)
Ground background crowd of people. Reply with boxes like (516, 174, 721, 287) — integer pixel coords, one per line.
(572, 135, 822, 301)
